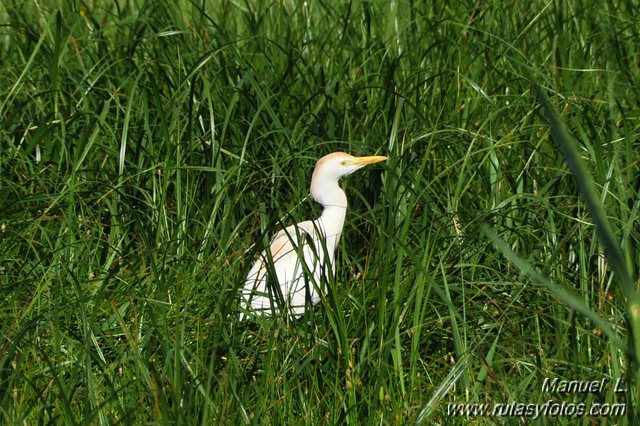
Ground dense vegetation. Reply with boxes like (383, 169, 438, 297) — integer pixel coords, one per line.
(1, 1, 638, 424)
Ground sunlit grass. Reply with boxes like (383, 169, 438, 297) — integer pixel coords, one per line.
(1, 1, 638, 424)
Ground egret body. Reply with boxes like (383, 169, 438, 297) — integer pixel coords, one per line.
(241, 152, 387, 318)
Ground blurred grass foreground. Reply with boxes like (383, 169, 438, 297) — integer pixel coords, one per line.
(1, 1, 639, 424)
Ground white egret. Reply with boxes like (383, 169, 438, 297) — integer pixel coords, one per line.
(241, 152, 388, 318)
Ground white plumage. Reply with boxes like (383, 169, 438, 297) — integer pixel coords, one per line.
(241, 152, 387, 318)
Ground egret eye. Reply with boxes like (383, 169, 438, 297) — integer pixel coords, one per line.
(340, 160, 348, 166)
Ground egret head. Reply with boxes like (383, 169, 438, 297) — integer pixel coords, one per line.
(311, 152, 387, 205)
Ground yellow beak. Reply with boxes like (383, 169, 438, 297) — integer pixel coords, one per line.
(351, 155, 388, 166)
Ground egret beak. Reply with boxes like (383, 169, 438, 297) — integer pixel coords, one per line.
(351, 155, 388, 166)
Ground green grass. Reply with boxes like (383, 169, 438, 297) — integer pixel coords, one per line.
(1, 0, 638, 424)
